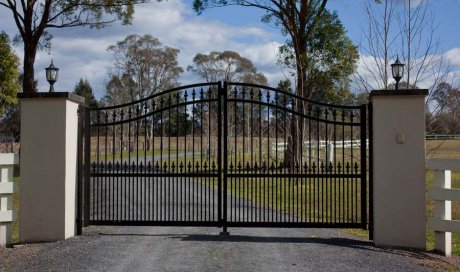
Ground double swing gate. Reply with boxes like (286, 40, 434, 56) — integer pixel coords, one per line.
(77, 82, 370, 233)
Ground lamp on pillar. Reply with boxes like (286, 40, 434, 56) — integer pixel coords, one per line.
(391, 56, 405, 91)
(45, 60, 59, 92)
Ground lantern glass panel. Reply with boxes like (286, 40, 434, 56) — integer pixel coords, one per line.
(46, 69, 51, 81)
(391, 65, 396, 78)
(50, 69, 58, 81)
(397, 65, 404, 78)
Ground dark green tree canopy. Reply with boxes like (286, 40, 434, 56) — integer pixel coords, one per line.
(73, 78, 99, 108)
(0, 32, 20, 115)
(278, 10, 359, 104)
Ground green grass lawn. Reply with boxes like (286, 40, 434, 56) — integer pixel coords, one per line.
(223, 177, 362, 224)
(90, 149, 177, 161)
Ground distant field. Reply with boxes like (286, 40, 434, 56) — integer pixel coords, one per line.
(426, 140, 460, 159)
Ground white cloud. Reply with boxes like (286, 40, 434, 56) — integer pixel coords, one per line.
(445, 48, 460, 67)
(2, 0, 284, 98)
(241, 42, 282, 68)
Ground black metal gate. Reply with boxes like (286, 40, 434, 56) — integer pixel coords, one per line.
(77, 82, 369, 233)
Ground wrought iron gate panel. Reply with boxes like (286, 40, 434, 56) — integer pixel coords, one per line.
(85, 82, 221, 226)
(224, 83, 367, 228)
(80, 81, 368, 230)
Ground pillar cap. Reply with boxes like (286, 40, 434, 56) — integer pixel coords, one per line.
(18, 92, 85, 105)
(370, 89, 428, 97)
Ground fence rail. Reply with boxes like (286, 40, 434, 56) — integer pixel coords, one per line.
(0, 153, 18, 247)
(273, 140, 370, 150)
(427, 158, 460, 256)
(426, 135, 460, 141)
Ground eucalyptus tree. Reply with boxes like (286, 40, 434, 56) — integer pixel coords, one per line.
(193, 0, 365, 165)
(0, 0, 152, 93)
(103, 74, 135, 107)
(105, 34, 184, 151)
(278, 10, 358, 105)
(187, 50, 267, 85)
(107, 34, 183, 101)
(275, 9, 358, 165)
(193, 0, 327, 100)
(188, 50, 268, 156)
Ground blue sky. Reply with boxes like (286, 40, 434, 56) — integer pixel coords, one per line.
(199, 0, 460, 52)
(1, 0, 459, 98)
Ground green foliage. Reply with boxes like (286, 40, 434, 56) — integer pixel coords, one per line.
(73, 78, 99, 108)
(278, 10, 359, 104)
(104, 34, 183, 106)
(187, 50, 267, 85)
(103, 74, 135, 106)
(192, 0, 361, 104)
(2, 1, 148, 50)
(0, 0, 152, 93)
(0, 32, 20, 115)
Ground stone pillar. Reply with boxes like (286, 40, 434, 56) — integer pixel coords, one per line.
(371, 89, 428, 249)
(18, 93, 84, 243)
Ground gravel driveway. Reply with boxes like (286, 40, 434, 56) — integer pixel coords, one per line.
(0, 225, 453, 272)
(0, 175, 457, 272)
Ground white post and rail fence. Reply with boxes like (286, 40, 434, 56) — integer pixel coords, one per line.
(427, 158, 460, 257)
(0, 153, 19, 247)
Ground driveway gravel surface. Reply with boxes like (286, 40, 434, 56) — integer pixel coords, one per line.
(1, 176, 457, 272)
(0, 225, 455, 272)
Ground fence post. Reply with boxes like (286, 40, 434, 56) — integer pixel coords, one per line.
(434, 169, 452, 256)
(326, 142, 334, 164)
(0, 153, 18, 247)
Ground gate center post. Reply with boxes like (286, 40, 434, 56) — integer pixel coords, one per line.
(219, 81, 230, 235)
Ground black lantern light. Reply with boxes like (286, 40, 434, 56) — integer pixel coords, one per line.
(391, 56, 405, 91)
(45, 59, 59, 92)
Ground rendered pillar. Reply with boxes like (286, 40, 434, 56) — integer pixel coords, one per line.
(19, 93, 84, 243)
(371, 89, 427, 249)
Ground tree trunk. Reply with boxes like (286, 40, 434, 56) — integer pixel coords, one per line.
(23, 42, 38, 93)
(284, 62, 308, 168)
